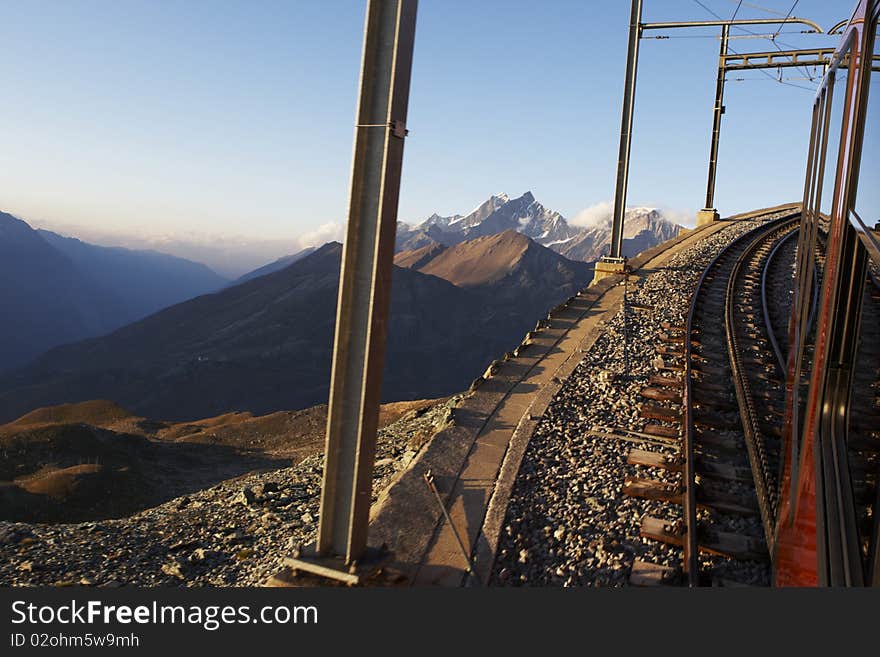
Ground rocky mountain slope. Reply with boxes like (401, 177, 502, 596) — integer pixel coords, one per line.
(0, 397, 445, 524)
(396, 230, 591, 323)
(554, 207, 682, 262)
(1, 231, 592, 424)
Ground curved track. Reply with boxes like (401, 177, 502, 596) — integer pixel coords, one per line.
(489, 206, 808, 587)
(632, 215, 801, 585)
(726, 220, 800, 555)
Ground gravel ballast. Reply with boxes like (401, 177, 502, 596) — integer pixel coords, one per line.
(491, 215, 793, 587)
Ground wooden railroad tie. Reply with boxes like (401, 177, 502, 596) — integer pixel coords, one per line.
(660, 321, 685, 332)
(692, 393, 737, 412)
(695, 458, 754, 482)
(643, 423, 681, 439)
(655, 344, 682, 358)
(639, 404, 682, 423)
(648, 374, 681, 389)
(640, 387, 682, 404)
(697, 488, 760, 516)
(654, 361, 684, 372)
(694, 430, 743, 452)
(639, 516, 768, 561)
(627, 448, 683, 473)
(690, 363, 730, 378)
(692, 409, 739, 430)
(622, 476, 682, 503)
(628, 559, 679, 587)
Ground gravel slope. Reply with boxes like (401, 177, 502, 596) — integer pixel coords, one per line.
(0, 397, 458, 587)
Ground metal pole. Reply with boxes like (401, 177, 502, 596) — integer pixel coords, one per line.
(316, 0, 417, 565)
(610, 0, 643, 260)
(705, 25, 729, 211)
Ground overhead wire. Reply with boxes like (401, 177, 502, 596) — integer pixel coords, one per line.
(773, 1, 800, 39)
(646, 31, 814, 40)
(727, 0, 816, 91)
(730, 76, 821, 83)
(691, 0, 819, 90)
(693, 0, 817, 81)
(720, 0, 817, 91)
(730, 0, 744, 22)
(721, 0, 787, 17)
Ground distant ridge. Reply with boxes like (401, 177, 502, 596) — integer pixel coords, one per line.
(0, 242, 520, 422)
(396, 192, 682, 262)
(0, 211, 227, 372)
(234, 246, 317, 284)
(38, 229, 227, 319)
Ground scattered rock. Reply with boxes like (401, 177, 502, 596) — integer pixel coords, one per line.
(190, 548, 208, 561)
(0, 380, 458, 587)
(161, 561, 186, 581)
(232, 488, 257, 507)
(234, 548, 254, 561)
(253, 482, 278, 498)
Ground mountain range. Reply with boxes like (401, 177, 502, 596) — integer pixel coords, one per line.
(395, 229, 591, 326)
(0, 212, 227, 372)
(0, 230, 593, 422)
(396, 191, 681, 262)
(0, 194, 680, 422)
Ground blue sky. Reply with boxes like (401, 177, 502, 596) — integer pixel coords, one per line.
(0, 0, 850, 247)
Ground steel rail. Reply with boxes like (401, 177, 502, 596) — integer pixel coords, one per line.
(761, 227, 800, 371)
(682, 213, 796, 586)
(726, 218, 800, 552)
(806, 229, 828, 339)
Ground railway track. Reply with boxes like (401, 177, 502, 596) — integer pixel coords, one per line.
(627, 215, 800, 586)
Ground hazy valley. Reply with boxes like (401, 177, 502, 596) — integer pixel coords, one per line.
(0, 211, 227, 372)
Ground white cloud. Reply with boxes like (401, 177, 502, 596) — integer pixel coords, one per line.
(293, 222, 343, 250)
(654, 206, 696, 229)
(569, 201, 697, 229)
(569, 201, 613, 228)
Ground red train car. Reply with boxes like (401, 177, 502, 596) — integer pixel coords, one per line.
(776, 0, 879, 586)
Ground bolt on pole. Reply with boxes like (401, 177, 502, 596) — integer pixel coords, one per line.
(316, 0, 418, 565)
(609, 0, 643, 261)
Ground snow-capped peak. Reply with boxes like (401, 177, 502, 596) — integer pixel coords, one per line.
(397, 192, 681, 264)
